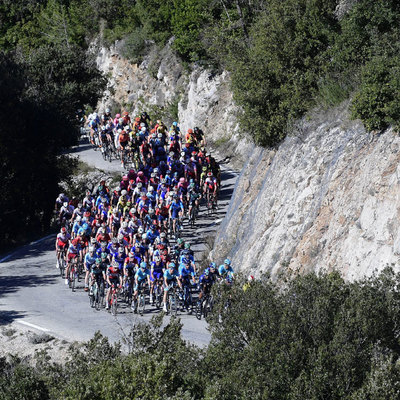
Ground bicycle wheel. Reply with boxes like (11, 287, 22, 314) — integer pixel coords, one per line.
(155, 285, 162, 309)
(70, 266, 76, 291)
(59, 255, 65, 278)
(111, 295, 117, 316)
(138, 293, 146, 316)
(169, 292, 178, 317)
(89, 291, 95, 308)
(195, 300, 202, 320)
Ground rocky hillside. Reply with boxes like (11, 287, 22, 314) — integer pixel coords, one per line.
(96, 44, 400, 281)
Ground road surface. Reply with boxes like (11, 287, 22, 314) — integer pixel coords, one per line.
(0, 139, 238, 347)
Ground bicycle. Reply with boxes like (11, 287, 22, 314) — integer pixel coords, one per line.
(137, 281, 147, 316)
(180, 278, 193, 313)
(89, 278, 104, 310)
(109, 284, 119, 316)
(195, 292, 213, 320)
(167, 282, 178, 317)
(188, 204, 197, 228)
(68, 257, 79, 292)
(154, 279, 164, 310)
(124, 278, 134, 306)
(57, 247, 67, 278)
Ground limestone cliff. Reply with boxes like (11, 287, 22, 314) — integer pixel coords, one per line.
(213, 104, 400, 280)
(96, 43, 400, 281)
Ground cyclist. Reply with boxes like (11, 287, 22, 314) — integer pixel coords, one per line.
(89, 258, 106, 298)
(132, 261, 151, 313)
(84, 246, 97, 291)
(198, 267, 214, 302)
(105, 261, 122, 310)
(218, 259, 234, 283)
(169, 195, 184, 238)
(55, 227, 70, 269)
(150, 256, 164, 304)
(163, 262, 181, 312)
(65, 238, 81, 285)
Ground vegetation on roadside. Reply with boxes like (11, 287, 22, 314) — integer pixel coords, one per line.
(2, 268, 400, 399)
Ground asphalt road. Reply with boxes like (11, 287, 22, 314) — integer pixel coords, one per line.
(0, 140, 238, 347)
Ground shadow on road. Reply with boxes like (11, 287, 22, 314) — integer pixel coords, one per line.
(0, 310, 25, 325)
(0, 275, 57, 299)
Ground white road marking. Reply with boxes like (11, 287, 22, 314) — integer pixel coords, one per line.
(17, 320, 50, 332)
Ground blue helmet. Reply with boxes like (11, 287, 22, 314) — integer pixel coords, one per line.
(224, 258, 231, 266)
(209, 262, 216, 269)
(204, 268, 210, 276)
(168, 262, 176, 269)
(140, 262, 147, 269)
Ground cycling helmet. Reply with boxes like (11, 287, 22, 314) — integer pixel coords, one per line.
(117, 233, 123, 240)
(169, 262, 176, 269)
(122, 221, 128, 229)
(118, 247, 124, 254)
(155, 256, 161, 262)
(177, 238, 184, 245)
(88, 246, 95, 253)
(112, 260, 119, 268)
(137, 182, 143, 188)
(121, 189, 127, 196)
(141, 127, 146, 132)
(142, 234, 147, 240)
(75, 216, 82, 222)
(95, 258, 101, 264)
(149, 186, 154, 192)
(187, 128, 193, 134)
(106, 108, 110, 113)
(224, 259, 231, 266)
(179, 177, 185, 183)
(150, 224, 156, 230)
(130, 207, 136, 214)
(138, 227, 144, 234)
(82, 223, 89, 230)
(157, 133, 162, 138)
(122, 175, 129, 181)
(116, 113, 121, 118)
(209, 262, 216, 269)
(151, 172, 156, 178)
(101, 252, 107, 259)
(112, 237, 117, 244)
(117, 129, 122, 134)
(118, 118, 124, 124)
(172, 122, 178, 127)
(160, 232, 166, 238)
(149, 208, 154, 214)
(202, 166, 207, 171)
(90, 238, 96, 244)
(60, 227, 67, 233)
(204, 269, 210, 276)
(184, 243, 191, 249)
(140, 261, 147, 269)
(100, 242, 107, 248)
(63, 202, 68, 207)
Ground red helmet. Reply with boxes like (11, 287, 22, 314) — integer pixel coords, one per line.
(61, 227, 67, 233)
(207, 172, 212, 177)
(187, 128, 193, 134)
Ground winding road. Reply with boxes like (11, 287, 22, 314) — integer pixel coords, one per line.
(0, 139, 238, 347)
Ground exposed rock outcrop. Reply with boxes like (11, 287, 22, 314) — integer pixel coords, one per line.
(213, 104, 400, 280)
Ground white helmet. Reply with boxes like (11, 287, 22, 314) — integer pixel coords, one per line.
(105, 108, 110, 113)
(88, 246, 95, 252)
(75, 216, 82, 222)
(118, 118, 124, 124)
(141, 127, 146, 132)
(121, 190, 127, 196)
(122, 221, 128, 229)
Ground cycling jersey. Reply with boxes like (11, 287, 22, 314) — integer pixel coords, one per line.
(83, 253, 96, 271)
(135, 268, 150, 282)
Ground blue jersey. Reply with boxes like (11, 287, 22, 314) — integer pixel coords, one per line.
(151, 261, 164, 273)
(72, 221, 82, 235)
(135, 268, 150, 282)
(179, 264, 195, 278)
(218, 265, 234, 276)
(84, 253, 97, 268)
(164, 269, 179, 281)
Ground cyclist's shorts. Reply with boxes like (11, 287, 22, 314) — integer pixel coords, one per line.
(57, 240, 67, 249)
(164, 280, 175, 291)
(85, 262, 95, 271)
(134, 280, 146, 292)
(120, 141, 128, 149)
(107, 279, 119, 288)
(150, 271, 163, 282)
(171, 211, 179, 219)
(68, 253, 78, 261)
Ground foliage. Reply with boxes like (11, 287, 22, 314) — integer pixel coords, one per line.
(3, 270, 400, 398)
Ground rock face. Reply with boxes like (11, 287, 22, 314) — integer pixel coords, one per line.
(96, 43, 400, 282)
(213, 104, 400, 281)
(96, 42, 250, 166)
